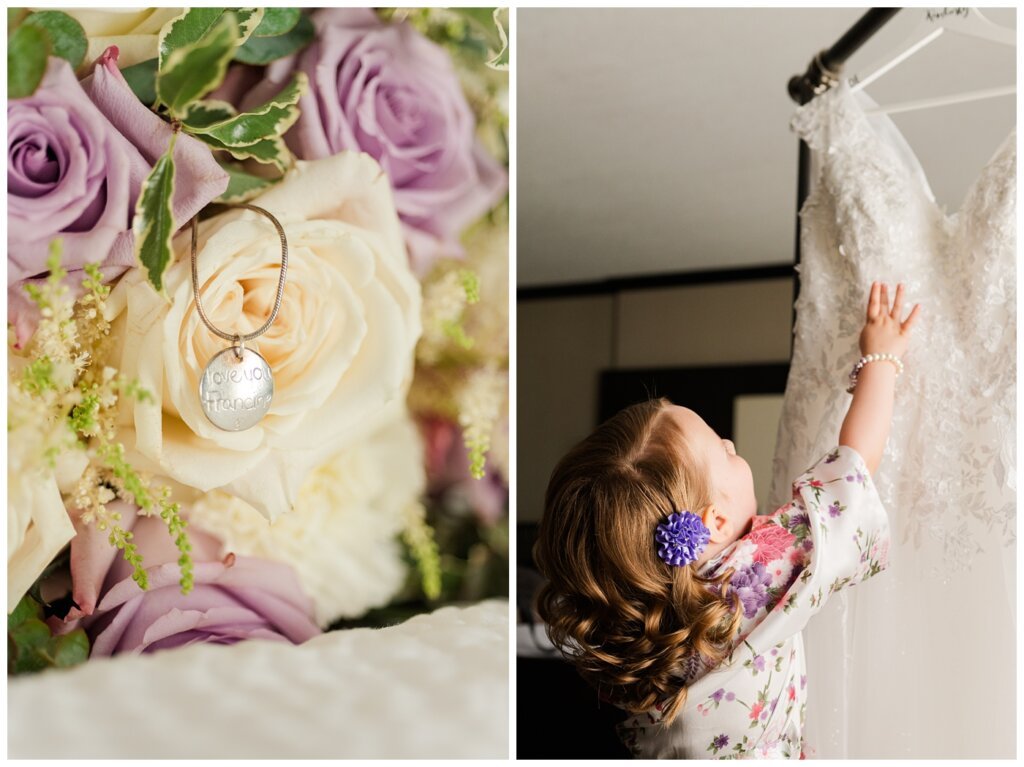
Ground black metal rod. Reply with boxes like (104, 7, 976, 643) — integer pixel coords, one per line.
(788, 8, 902, 106)
(787, 8, 902, 359)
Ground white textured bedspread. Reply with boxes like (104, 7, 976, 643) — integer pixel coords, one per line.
(8, 600, 509, 759)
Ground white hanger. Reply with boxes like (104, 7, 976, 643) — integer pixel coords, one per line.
(848, 7, 1016, 114)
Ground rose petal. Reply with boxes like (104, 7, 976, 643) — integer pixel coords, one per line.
(144, 625, 288, 653)
(88, 592, 144, 656)
(238, 8, 507, 277)
(7, 58, 142, 276)
(83, 47, 229, 234)
(8, 48, 228, 347)
(7, 473, 77, 611)
(104, 514, 221, 586)
(67, 501, 138, 619)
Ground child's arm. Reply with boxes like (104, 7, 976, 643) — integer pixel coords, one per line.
(839, 282, 921, 476)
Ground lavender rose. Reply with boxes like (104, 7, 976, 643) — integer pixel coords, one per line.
(242, 8, 506, 276)
(8, 49, 228, 345)
(64, 501, 319, 656)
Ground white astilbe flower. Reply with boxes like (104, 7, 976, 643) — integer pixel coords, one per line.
(188, 404, 426, 626)
(418, 268, 473, 365)
(462, 221, 509, 481)
(457, 363, 507, 479)
(461, 219, 508, 364)
(7, 366, 80, 596)
(487, 395, 509, 483)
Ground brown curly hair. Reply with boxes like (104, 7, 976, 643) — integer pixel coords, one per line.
(534, 397, 743, 724)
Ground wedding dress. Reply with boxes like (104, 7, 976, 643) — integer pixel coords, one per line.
(770, 78, 1015, 758)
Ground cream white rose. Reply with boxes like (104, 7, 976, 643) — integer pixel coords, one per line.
(8, 465, 77, 612)
(188, 399, 424, 626)
(52, 8, 183, 74)
(106, 152, 422, 521)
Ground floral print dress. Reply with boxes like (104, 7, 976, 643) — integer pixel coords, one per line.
(617, 445, 890, 759)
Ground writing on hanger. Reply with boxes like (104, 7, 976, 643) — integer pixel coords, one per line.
(924, 8, 968, 24)
(849, 7, 1015, 93)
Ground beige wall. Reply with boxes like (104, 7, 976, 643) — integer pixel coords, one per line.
(517, 295, 614, 523)
(518, 277, 793, 522)
(616, 280, 794, 366)
(735, 393, 787, 517)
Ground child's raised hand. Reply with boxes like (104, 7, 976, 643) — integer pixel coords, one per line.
(859, 281, 921, 357)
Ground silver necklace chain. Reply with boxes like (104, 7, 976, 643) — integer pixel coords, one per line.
(189, 203, 289, 346)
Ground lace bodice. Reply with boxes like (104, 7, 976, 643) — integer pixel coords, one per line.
(772, 78, 1016, 565)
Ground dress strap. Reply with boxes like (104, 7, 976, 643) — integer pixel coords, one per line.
(789, 88, 833, 153)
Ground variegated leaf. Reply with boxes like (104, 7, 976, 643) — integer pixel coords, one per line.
(216, 162, 280, 203)
(157, 12, 240, 118)
(185, 72, 306, 147)
(198, 132, 292, 173)
(158, 7, 262, 71)
(132, 133, 178, 294)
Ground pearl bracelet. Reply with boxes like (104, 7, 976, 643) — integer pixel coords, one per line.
(846, 353, 904, 394)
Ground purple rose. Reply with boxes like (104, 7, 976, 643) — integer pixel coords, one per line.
(242, 9, 506, 276)
(731, 561, 773, 618)
(63, 501, 319, 656)
(8, 48, 228, 345)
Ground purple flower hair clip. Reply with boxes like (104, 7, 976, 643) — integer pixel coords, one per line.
(655, 510, 711, 567)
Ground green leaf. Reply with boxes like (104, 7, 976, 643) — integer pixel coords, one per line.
(486, 8, 510, 71)
(234, 13, 313, 65)
(132, 132, 178, 293)
(8, 595, 91, 675)
(8, 594, 42, 631)
(121, 57, 158, 105)
(198, 132, 291, 172)
(186, 72, 306, 147)
(8, 7, 29, 27)
(52, 629, 89, 668)
(159, 8, 263, 71)
(451, 8, 496, 31)
(449, 8, 509, 70)
(9, 619, 52, 674)
(216, 162, 279, 203)
(8, 23, 49, 99)
(157, 12, 240, 118)
(159, 8, 225, 69)
(252, 8, 300, 37)
(232, 8, 264, 45)
(23, 11, 87, 70)
(181, 99, 237, 129)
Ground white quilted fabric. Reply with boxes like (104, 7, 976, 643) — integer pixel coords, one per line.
(8, 600, 509, 759)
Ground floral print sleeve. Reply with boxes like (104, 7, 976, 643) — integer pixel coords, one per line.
(616, 446, 891, 759)
(719, 444, 891, 648)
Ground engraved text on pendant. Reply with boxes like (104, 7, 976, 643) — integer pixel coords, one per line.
(199, 347, 274, 431)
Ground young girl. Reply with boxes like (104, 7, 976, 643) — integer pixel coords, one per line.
(535, 282, 921, 759)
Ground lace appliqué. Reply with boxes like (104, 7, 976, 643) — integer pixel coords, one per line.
(776, 79, 1016, 570)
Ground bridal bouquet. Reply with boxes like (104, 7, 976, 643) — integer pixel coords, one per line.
(8, 7, 509, 672)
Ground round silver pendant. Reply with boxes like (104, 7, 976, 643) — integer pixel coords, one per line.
(199, 347, 274, 431)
